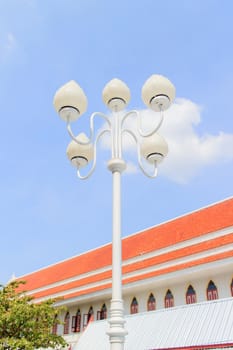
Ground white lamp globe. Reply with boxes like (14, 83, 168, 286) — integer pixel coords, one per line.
(102, 78, 131, 111)
(140, 133, 168, 163)
(53, 80, 88, 121)
(141, 75, 175, 111)
(66, 133, 94, 168)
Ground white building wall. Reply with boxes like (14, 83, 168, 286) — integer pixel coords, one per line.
(56, 268, 232, 340)
(123, 272, 233, 313)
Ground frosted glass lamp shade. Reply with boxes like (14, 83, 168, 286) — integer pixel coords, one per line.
(53, 80, 88, 121)
(102, 78, 130, 110)
(66, 133, 94, 168)
(140, 133, 168, 163)
(141, 75, 175, 110)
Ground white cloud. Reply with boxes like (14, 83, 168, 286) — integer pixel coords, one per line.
(125, 161, 138, 175)
(6, 33, 16, 50)
(159, 99, 233, 183)
(0, 32, 17, 62)
(99, 98, 233, 183)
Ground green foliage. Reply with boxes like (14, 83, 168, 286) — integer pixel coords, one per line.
(0, 281, 67, 350)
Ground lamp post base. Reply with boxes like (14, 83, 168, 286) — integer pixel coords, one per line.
(107, 299, 128, 350)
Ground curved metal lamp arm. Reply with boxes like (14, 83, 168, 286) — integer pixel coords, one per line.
(67, 112, 111, 145)
(138, 156, 158, 179)
(121, 110, 138, 128)
(77, 129, 110, 180)
(138, 108, 164, 137)
(121, 108, 164, 138)
(122, 129, 158, 179)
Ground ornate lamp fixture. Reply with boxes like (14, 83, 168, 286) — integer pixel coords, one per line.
(53, 74, 175, 350)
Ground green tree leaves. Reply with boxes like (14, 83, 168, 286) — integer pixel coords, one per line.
(0, 281, 66, 350)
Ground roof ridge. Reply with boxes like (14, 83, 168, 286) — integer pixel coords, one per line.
(123, 196, 233, 240)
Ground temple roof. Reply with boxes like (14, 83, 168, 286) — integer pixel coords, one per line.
(17, 197, 233, 300)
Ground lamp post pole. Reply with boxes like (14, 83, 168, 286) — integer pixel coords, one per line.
(53, 74, 176, 350)
(107, 159, 127, 349)
(107, 107, 127, 349)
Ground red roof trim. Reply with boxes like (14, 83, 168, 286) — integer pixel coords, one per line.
(123, 233, 233, 274)
(150, 342, 233, 350)
(123, 250, 233, 285)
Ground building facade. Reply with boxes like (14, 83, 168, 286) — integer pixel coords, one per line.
(17, 197, 233, 347)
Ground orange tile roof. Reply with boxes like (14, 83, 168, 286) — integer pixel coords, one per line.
(18, 197, 233, 295)
(122, 197, 233, 259)
(39, 249, 233, 301)
(29, 232, 233, 300)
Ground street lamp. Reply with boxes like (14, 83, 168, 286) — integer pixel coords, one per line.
(53, 74, 175, 350)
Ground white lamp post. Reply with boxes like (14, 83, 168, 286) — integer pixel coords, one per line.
(53, 74, 175, 350)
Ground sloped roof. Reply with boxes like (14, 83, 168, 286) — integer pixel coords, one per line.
(18, 197, 233, 298)
(75, 298, 233, 350)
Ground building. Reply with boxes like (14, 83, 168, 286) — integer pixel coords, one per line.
(17, 197, 233, 349)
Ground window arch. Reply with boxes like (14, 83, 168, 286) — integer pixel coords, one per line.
(97, 303, 107, 320)
(147, 293, 156, 311)
(130, 297, 138, 314)
(88, 306, 94, 322)
(207, 280, 218, 300)
(52, 315, 58, 335)
(230, 279, 233, 297)
(83, 306, 94, 329)
(164, 289, 174, 308)
(72, 309, 81, 333)
(64, 312, 70, 334)
(186, 285, 197, 304)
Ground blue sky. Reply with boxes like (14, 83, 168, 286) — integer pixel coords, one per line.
(0, 0, 232, 285)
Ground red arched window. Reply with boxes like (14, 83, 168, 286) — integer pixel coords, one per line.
(186, 285, 197, 304)
(207, 280, 218, 300)
(147, 293, 156, 311)
(83, 306, 94, 329)
(87, 306, 94, 323)
(164, 289, 174, 308)
(130, 297, 138, 314)
(230, 279, 233, 297)
(72, 309, 81, 333)
(97, 303, 107, 320)
(64, 312, 70, 334)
